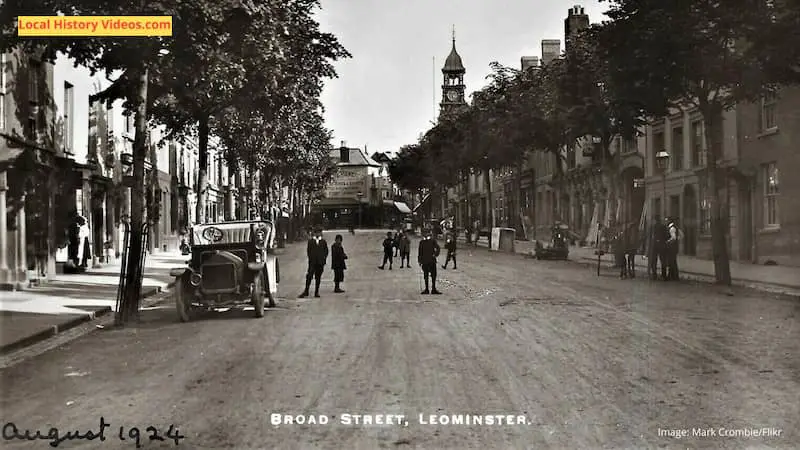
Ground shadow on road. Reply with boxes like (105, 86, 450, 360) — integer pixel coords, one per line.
(99, 302, 283, 330)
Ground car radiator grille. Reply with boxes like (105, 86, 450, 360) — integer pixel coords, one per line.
(201, 264, 236, 291)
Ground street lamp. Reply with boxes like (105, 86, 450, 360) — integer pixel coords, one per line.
(655, 150, 670, 218)
(356, 191, 363, 228)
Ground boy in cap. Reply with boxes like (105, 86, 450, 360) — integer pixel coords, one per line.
(418, 228, 442, 294)
(331, 234, 348, 293)
(379, 231, 394, 270)
(299, 226, 328, 298)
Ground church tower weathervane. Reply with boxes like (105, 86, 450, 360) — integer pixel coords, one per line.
(439, 25, 466, 119)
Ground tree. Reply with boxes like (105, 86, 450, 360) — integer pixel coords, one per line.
(1, 0, 173, 324)
(388, 144, 432, 194)
(594, 0, 800, 285)
(147, 0, 348, 224)
(555, 29, 648, 226)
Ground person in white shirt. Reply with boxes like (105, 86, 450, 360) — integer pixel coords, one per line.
(665, 217, 682, 281)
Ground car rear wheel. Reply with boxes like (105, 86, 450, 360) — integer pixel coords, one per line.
(252, 273, 265, 318)
(175, 281, 193, 322)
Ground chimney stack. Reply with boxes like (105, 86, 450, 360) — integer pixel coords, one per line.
(541, 40, 561, 66)
(565, 5, 590, 52)
(521, 56, 540, 71)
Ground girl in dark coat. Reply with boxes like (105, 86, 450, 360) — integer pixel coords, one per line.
(331, 234, 348, 293)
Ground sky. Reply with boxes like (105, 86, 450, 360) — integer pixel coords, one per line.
(316, 0, 611, 155)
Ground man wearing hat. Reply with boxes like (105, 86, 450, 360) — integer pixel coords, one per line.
(665, 217, 683, 281)
(417, 228, 442, 294)
(299, 226, 328, 298)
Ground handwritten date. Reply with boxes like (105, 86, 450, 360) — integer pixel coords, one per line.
(2, 417, 184, 448)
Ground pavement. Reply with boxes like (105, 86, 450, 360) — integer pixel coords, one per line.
(0, 229, 797, 448)
(0, 250, 184, 355)
(459, 235, 800, 297)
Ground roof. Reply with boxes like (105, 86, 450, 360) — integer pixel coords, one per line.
(330, 147, 381, 168)
(442, 39, 465, 73)
(370, 152, 392, 164)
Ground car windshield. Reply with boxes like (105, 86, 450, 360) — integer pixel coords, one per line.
(191, 222, 273, 246)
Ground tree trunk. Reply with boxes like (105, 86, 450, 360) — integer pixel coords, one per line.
(702, 104, 732, 285)
(195, 116, 210, 224)
(514, 158, 523, 237)
(118, 67, 148, 325)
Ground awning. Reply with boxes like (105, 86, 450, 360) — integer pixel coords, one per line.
(383, 200, 411, 214)
(394, 201, 412, 214)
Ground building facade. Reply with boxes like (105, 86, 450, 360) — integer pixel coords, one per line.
(315, 143, 381, 228)
(735, 87, 800, 266)
(0, 47, 252, 289)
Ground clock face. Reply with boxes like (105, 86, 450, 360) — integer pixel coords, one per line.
(447, 91, 459, 102)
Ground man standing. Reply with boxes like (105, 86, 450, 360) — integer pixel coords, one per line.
(666, 217, 683, 281)
(647, 215, 669, 280)
(299, 226, 328, 298)
(418, 229, 442, 295)
(442, 232, 457, 270)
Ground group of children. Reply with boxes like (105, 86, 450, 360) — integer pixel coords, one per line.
(379, 231, 411, 269)
(379, 230, 458, 271)
(300, 227, 460, 298)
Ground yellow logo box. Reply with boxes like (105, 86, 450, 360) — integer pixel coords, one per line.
(17, 16, 172, 37)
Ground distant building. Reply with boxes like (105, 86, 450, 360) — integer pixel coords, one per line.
(315, 143, 378, 228)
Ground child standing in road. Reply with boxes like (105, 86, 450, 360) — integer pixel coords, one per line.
(398, 232, 411, 268)
(331, 234, 348, 293)
(379, 232, 394, 270)
(442, 233, 457, 269)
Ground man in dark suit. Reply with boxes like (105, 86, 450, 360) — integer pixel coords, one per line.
(299, 226, 328, 298)
(418, 229, 442, 295)
(648, 215, 669, 280)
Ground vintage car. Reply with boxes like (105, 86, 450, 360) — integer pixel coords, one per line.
(168, 220, 280, 321)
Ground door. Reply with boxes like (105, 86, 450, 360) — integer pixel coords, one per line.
(682, 185, 697, 256)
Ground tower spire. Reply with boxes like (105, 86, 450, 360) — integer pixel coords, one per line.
(452, 25, 455, 45)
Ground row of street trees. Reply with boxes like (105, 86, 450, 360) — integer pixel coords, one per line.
(389, 0, 799, 286)
(0, 0, 349, 323)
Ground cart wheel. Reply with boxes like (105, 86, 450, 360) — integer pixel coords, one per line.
(252, 273, 265, 318)
(174, 280, 193, 322)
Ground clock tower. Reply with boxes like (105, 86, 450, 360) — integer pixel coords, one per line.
(439, 27, 466, 118)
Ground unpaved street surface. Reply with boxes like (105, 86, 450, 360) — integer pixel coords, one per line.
(1, 230, 798, 449)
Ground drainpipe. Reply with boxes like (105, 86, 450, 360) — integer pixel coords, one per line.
(750, 175, 758, 264)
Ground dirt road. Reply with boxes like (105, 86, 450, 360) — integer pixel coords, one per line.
(1, 230, 798, 449)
